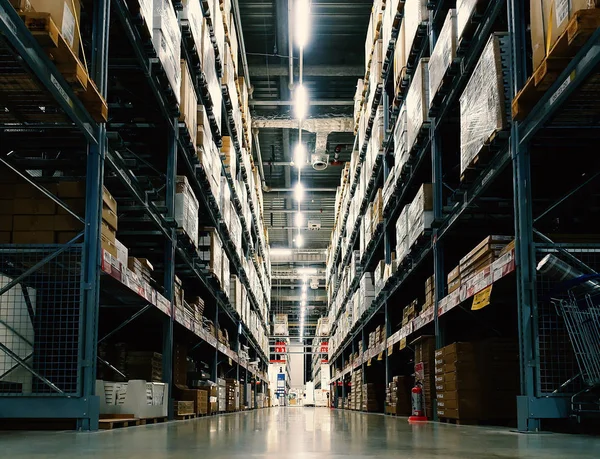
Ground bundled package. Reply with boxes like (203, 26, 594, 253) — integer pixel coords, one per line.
(428, 9, 457, 106)
(396, 205, 409, 263)
(153, 0, 181, 99)
(459, 34, 507, 176)
(180, 60, 198, 147)
(394, 20, 406, 91)
(222, 252, 230, 298)
(175, 176, 199, 247)
(202, 21, 222, 130)
(394, 104, 409, 173)
(220, 176, 231, 226)
(198, 228, 223, 281)
(407, 183, 433, 248)
(404, 0, 428, 60)
(354, 79, 365, 127)
(406, 58, 430, 154)
(181, 0, 203, 55)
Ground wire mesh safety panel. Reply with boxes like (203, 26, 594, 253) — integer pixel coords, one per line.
(535, 245, 600, 396)
(0, 244, 83, 396)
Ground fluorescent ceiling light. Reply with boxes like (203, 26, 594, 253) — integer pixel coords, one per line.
(301, 284, 307, 293)
(295, 211, 305, 227)
(293, 143, 306, 169)
(270, 248, 293, 256)
(295, 0, 310, 48)
(301, 292, 307, 301)
(298, 267, 317, 275)
(294, 182, 304, 202)
(293, 84, 308, 120)
(295, 234, 304, 248)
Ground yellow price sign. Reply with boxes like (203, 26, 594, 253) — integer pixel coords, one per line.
(367, 358, 372, 367)
(388, 345, 393, 356)
(472, 284, 493, 311)
(377, 352, 383, 361)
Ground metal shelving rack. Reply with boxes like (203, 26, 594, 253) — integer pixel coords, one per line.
(326, 0, 600, 431)
(0, 0, 270, 430)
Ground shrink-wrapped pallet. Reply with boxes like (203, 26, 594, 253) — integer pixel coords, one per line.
(407, 183, 433, 249)
(428, 10, 457, 106)
(404, 0, 428, 60)
(406, 59, 429, 154)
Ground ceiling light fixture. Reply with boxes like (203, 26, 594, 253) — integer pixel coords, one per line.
(293, 143, 306, 169)
(293, 84, 308, 120)
(270, 248, 293, 256)
(294, 182, 304, 202)
(295, 211, 305, 227)
(295, 234, 304, 248)
(298, 267, 317, 275)
(295, 0, 310, 48)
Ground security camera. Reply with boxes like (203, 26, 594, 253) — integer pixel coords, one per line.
(311, 153, 329, 171)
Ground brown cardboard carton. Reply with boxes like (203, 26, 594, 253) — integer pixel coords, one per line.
(101, 233, 117, 257)
(101, 221, 116, 242)
(56, 231, 80, 244)
(57, 181, 85, 198)
(102, 207, 118, 231)
(29, 0, 81, 53)
(14, 183, 57, 198)
(12, 231, 55, 243)
(13, 215, 55, 231)
(103, 186, 117, 213)
(57, 198, 85, 215)
(12, 198, 56, 215)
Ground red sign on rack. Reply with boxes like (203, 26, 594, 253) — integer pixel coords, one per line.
(274, 341, 286, 353)
(320, 342, 329, 353)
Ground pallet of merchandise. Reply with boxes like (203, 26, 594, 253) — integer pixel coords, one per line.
(99, 414, 141, 430)
(16, 12, 108, 122)
(512, 9, 600, 121)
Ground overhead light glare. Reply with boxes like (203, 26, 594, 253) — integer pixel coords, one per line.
(294, 182, 304, 202)
(296, 234, 304, 248)
(293, 84, 308, 120)
(298, 267, 317, 275)
(270, 248, 293, 256)
(293, 143, 307, 169)
(295, 211, 305, 227)
(295, 0, 310, 48)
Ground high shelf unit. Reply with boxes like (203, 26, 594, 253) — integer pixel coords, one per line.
(326, 0, 600, 431)
(0, 0, 271, 430)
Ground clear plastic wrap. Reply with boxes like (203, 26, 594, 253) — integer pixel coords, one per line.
(407, 183, 433, 248)
(203, 23, 222, 130)
(428, 9, 457, 106)
(394, 104, 408, 173)
(181, 0, 203, 55)
(395, 205, 409, 262)
(152, 0, 181, 98)
(179, 59, 198, 147)
(406, 58, 429, 154)
(175, 176, 199, 247)
(459, 34, 506, 175)
(404, 0, 428, 59)
(221, 253, 230, 298)
(354, 78, 364, 126)
(394, 20, 406, 91)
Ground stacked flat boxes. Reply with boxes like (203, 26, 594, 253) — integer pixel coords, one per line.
(122, 351, 163, 382)
(413, 335, 435, 419)
(351, 369, 363, 411)
(407, 183, 434, 249)
(435, 342, 481, 421)
(459, 235, 514, 285)
(152, 0, 181, 99)
(385, 376, 412, 416)
(423, 275, 435, 311)
(447, 265, 461, 293)
(175, 401, 195, 416)
(218, 378, 226, 412)
(226, 378, 239, 412)
(198, 228, 223, 284)
(362, 384, 380, 412)
(178, 388, 208, 415)
(435, 340, 520, 421)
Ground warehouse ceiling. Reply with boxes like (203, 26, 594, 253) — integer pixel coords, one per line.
(237, 0, 372, 341)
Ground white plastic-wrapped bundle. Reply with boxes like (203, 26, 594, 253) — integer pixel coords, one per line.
(179, 60, 198, 147)
(202, 23, 222, 130)
(459, 34, 506, 175)
(394, 104, 409, 173)
(181, 0, 203, 55)
(406, 59, 429, 154)
(404, 0, 428, 60)
(383, 0, 400, 48)
(153, 0, 181, 99)
(395, 205, 409, 263)
(174, 176, 199, 247)
(394, 20, 406, 91)
(456, 0, 481, 44)
(428, 9, 457, 106)
(407, 183, 434, 248)
(354, 79, 364, 126)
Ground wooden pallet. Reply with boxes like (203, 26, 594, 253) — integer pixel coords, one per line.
(139, 416, 168, 425)
(18, 12, 108, 122)
(439, 417, 479, 426)
(459, 129, 508, 183)
(99, 414, 141, 430)
(175, 413, 196, 420)
(512, 9, 600, 121)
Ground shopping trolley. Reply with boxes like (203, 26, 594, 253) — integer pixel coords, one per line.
(553, 289, 600, 420)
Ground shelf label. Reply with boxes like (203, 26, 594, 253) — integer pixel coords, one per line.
(472, 284, 493, 311)
(550, 72, 574, 106)
(388, 345, 393, 356)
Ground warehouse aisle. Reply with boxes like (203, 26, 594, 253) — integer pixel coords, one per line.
(2, 408, 600, 458)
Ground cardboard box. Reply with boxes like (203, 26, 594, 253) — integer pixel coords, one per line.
(13, 215, 55, 231)
(57, 198, 85, 215)
(12, 231, 55, 243)
(406, 58, 429, 154)
(101, 221, 116, 242)
(12, 198, 56, 215)
(103, 186, 117, 213)
(56, 231, 79, 244)
(57, 181, 85, 198)
(53, 214, 83, 231)
(29, 0, 81, 53)
(101, 234, 117, 258)
(428, 9, 457, 104)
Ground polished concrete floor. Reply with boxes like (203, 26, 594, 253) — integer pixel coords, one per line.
(2, 408, 600, 458)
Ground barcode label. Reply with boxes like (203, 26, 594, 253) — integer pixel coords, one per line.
(556, 0, 570, 26)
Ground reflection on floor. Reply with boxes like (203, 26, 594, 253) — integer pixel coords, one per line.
(2, 407, 600, 458)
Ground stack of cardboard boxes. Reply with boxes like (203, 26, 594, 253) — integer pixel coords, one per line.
(406, 58, 430, 155)
(423, 275, 435, 311)
(175, 176, 199, 247)
(407, 183, 434, 249)
(435, 339, 519, 422)
(362, 383, 380, 412)
(458, 235, 514, 287)
(413, 335, 436, 419)
(127, 257, 154, 284)
(226, 378, 240, 412)
(198, 228, 223, 284)
(447, 266, 461, 294)
(351, 369, 363, 411)
(121, 351, 163, 382)
(179, 59, 198, 147)
(385, 376, 412, 416)
(152, 0, 181, 98)
(175, 401, 195, 417)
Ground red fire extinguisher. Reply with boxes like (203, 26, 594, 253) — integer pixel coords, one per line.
(408, 382, 428, 423)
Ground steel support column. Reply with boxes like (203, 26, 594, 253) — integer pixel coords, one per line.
(162, 118, 178, 419)
(77, 0, 110, 431)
